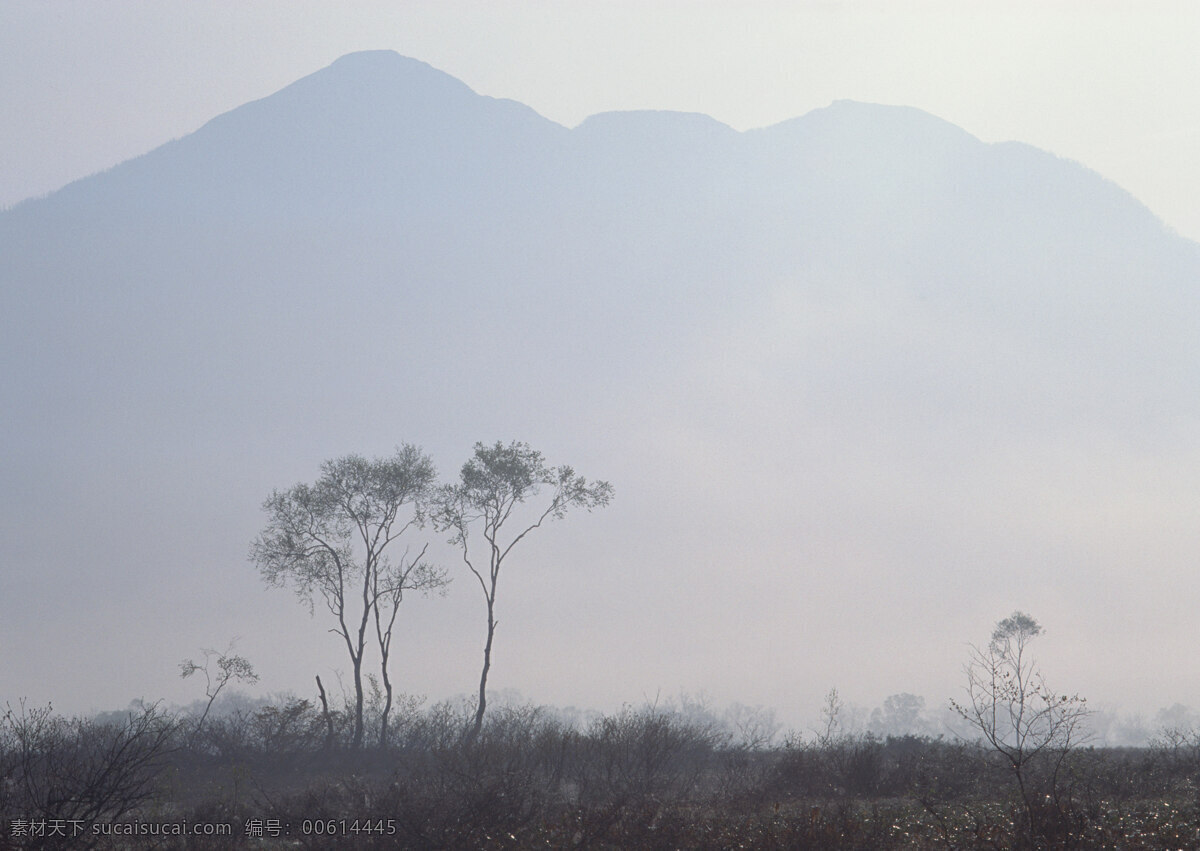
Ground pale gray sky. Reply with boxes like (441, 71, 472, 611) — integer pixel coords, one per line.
(2, 1, 1199, 240)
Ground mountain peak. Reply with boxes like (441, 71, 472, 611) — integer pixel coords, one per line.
(322, 50, 470, 91)
(772, 99, 983, 149)
(260, 49, 479, 113)
(331, 48, 414, 66)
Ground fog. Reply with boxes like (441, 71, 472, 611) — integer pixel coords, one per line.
(3, 48, 1200, 739)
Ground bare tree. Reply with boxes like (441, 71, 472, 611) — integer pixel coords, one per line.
(179, 640, 258, 744)
(434, 440, 613, 739)
(250, 445, 444, 749)
(952, 611, 1090, 845)
(816, 687, 847, 748)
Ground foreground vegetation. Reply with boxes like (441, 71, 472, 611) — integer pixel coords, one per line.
(5, 694, 1200, 850)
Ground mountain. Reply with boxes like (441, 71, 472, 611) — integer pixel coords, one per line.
(3, 51, 1199, 720)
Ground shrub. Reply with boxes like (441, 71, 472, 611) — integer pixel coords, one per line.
(0, 701, 177, 848)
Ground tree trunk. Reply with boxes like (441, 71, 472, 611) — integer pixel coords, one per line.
(351, 656, 365, 749)
(353, 558, 373, 750)
(471, 604, 496, 741)
(379, 665, 393, 749)
(316, 675, 334, 752)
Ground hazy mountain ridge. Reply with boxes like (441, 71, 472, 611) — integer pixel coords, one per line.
(3, 50, 1199, 718)
(5, 52, 1180, 243)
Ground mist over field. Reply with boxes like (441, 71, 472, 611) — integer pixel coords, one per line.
(3, 50, 1200, 736)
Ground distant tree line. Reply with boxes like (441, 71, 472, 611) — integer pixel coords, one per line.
(8, 681, 1200, 849)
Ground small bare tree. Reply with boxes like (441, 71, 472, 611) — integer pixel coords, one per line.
(251, 445, 444, 749)
(952, 612, 1090, 845)
(434, 441, 613, 740)
(180, 641, 258, 744)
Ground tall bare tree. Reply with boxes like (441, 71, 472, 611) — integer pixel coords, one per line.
(251, 446, 443, 749)
(434, 440, 613, 739)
